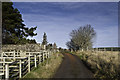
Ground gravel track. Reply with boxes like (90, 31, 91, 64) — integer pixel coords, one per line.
(53, 53, 94, 78)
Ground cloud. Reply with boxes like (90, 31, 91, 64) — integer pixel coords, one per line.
(22, 13, 118, 48)
(13, 2, 118, 48)
(13, 2, 118, 14)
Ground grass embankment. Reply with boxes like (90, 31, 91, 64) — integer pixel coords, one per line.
(23, 52, 63, 78)
(74, 51, 119, 79)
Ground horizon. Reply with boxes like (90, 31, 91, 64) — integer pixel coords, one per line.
(13, 2, 118, 48)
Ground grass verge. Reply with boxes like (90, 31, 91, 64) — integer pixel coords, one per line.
(23, 52, 63, 78)
(73, 51, 119, 80)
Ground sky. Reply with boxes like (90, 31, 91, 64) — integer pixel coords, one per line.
(13, 2, 118, 48)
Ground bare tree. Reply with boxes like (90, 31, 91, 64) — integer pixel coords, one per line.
(66, 24, 96, 51)
(66, 39, 79, 51)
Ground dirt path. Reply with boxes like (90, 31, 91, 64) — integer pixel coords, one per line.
(53, 53, 94, 78)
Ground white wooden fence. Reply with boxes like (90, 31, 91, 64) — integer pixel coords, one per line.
(0, 50, 51, 79)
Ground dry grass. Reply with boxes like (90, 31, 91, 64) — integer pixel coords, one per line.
(76, 51, 119, 79)
(23, 52, 63, 78)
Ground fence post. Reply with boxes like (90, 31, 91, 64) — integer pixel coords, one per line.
(3, 58, 5, 74)
(46, 52, 47, 59)
(46, 52, 48, 58)
(48, 52, 49, 58)
(87, 47, 88, 51)
(111, 48, 113, 51)
(14, 50, 15, 60)
(1, 52, 3, 57)
(5, 64, 9, 79)
(82, 48, 83, 51)
(42, 53, 44, 61)
(19, 60, 22, 78)
(49, 51, 51, 57)
(39, 55, 41, 63)
(28, 56, 30, 72)
(34, 55, 37, 67)
(97, 48, 98, 51)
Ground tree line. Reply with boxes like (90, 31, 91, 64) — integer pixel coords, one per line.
(2, 2, 58, 51)
(2, 2, 96, 52)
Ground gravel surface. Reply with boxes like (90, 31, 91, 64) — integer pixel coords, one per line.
(53, 53, 94, 78)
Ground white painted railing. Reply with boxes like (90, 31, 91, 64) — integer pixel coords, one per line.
(0, 50, 51, 79)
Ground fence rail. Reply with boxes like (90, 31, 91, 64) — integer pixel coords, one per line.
(93, 47, 120, 51)
(0, 50, 52, 79)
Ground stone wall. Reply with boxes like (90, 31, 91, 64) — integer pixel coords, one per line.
(2, 43, 41, 52)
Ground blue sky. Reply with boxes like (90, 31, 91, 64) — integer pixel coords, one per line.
(13, 2, 118, 48)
